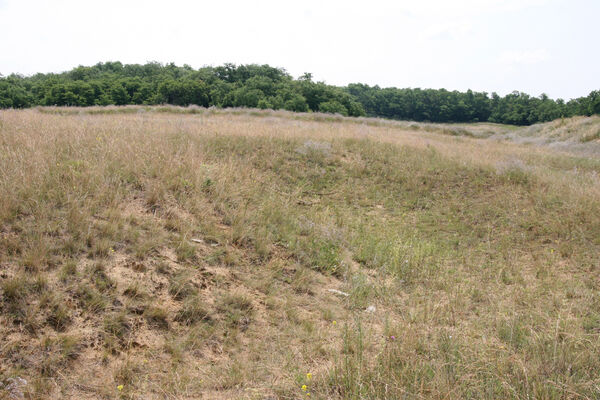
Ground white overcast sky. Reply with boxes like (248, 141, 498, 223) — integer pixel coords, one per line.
(0, 0, 598, 100)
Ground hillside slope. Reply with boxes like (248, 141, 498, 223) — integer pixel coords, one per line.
(1, 108, 599, 399)
(488, 115, 600, 158)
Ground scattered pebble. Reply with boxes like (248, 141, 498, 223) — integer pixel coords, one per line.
(327, 289, 349, 297)
(3, 377, 27, 400)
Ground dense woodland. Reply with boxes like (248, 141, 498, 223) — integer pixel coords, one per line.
(1, 61, 599, 125)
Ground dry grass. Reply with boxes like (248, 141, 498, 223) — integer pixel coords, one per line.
(0, 107, 599, 399)
(492, 115, 600, 158)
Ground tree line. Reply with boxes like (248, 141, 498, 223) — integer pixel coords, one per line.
(1, 61, 598, 125)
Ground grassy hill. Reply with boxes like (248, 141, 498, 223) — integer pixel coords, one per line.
(1, 107, 599, 399)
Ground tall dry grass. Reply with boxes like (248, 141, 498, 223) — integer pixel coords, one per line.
(0, 108, 599, 399)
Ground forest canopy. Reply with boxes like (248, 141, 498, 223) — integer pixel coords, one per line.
(1, 61, 598, 125)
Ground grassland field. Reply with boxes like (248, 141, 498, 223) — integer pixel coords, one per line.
(0, 106, 599, 399)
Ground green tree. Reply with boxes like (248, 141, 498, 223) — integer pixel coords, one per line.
(319, 100, 348, 115)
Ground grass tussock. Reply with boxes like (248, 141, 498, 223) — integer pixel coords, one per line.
(0, 108, 599, 398)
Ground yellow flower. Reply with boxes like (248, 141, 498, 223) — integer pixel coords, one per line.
(302, 385, 307, 392)
(117, 385, 124, 391)
(332, 320, 337, 326)
(306, 372, 312, 380)
(306, 393, 310, 397)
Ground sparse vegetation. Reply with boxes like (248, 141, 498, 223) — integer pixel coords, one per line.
(1, 107, 599, 398)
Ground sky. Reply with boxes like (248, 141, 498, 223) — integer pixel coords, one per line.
(0, 0, 598, 100)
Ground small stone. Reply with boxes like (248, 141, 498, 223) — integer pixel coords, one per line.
(365, 305, 376, 313)
(327, 289, 349, 297)
(4, 377, 27, 400)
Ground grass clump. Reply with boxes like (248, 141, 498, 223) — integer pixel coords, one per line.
(1, 275, 29, 304)
(217, 292, 254, 330)
(583, 312, 600, 333)
(113, 359, 140, 388)
(41, 294, 71, 331)
(89, 263, 116, 292)
(144, 306, 169, 329)
(122, 282, 147, 300)
(103, 312, 132, 353)
(175, 239, 197, 262)
(40, 335, 81, 377)
(59, 261, 78, 282)
(103, 312, 131, 340)
(73, 283, 106, 312)
(168, 272, 196, 300)
(88, 238, 113, 258)
(175, 296, 212, 325)
(30, 274, 48, 293)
